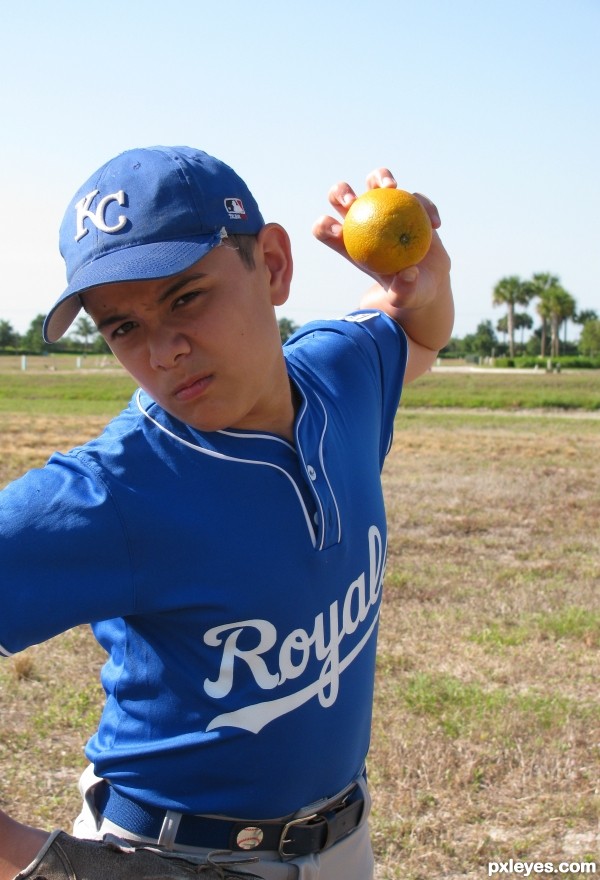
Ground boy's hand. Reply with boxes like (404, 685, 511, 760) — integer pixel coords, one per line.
(312, 167, 450, 314)
(312, 168, 454, 381)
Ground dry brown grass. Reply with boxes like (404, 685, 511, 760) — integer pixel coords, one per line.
(371, 411, 599, 877)
(0, 414, 109, 486)
(1, 408, 598, 877)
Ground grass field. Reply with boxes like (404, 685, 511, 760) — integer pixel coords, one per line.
(0, 364, 598, 878)
(2, 354, 600, 413)
(404, 367, 600, 411)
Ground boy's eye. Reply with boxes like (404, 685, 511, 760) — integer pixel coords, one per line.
(113, 321, 137, 338)
(174, 290, 202, 308)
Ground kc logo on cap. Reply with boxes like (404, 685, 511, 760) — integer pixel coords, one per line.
(74, 189, 128, 241)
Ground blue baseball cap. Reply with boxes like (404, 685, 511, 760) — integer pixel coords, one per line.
(44, 145, 265, 343)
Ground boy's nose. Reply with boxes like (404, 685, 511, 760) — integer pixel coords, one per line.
(149, 330, 191, 370)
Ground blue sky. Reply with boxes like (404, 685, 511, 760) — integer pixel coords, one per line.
(0, 0, 598, 339)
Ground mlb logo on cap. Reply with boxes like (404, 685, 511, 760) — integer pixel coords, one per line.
(225, 198, 247, 220)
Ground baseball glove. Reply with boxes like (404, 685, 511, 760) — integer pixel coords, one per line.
(15, 831, 265, 880)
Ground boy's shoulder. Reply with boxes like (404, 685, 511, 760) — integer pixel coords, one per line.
(283, 310, 407, 375)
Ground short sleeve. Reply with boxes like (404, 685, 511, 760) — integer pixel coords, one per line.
(0, 452, 135, 656)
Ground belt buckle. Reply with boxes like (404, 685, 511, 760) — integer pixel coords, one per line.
(278, 812, 318, 859)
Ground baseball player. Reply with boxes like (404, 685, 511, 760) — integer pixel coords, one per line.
(0, 145, 453, 880)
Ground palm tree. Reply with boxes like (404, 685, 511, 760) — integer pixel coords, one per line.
(514, 312, 534, 351)
(548, 287, 576, 357)
(529, 273, 560, 357)
(72, 316, 97, 353)
(496, 315, 508, 346)
(535, 296, 552, 357)
(492, 276, 532, 357)
(574, 309, 598, 328)
(530, 274, 576, 357)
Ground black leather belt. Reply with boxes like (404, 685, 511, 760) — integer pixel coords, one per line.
(96, 782, 364, 858)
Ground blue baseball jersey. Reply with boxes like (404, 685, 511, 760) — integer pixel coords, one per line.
(0, 311, 407, 819)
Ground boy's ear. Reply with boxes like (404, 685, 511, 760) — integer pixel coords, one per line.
(256, 223, 293, 306)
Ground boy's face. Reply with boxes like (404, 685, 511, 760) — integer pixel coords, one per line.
(83, 230, 294, 437)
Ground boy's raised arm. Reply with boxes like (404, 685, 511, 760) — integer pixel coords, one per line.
(312, 167, 454, 383)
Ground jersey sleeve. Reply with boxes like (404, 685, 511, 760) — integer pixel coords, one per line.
(341, 310, 408, 462)
(286, 310, 408, 468)
(0, 452, 136, 656)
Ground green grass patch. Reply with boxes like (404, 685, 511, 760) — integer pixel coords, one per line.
(1, 360, 600, 417)
(402, 672, 511, 738)
(0, 371, 137, 415)
(400, 672, 594, 740)
(472, 607, 600, 649)
(538, 606, 600, 642)
(402, 369, 600, 410)
(32, 684, 100, 733)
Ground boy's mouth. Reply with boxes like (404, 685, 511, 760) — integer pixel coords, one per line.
(173, 374, 213, 402)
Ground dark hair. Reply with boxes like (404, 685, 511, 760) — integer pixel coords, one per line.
(224, 233, 258, 270)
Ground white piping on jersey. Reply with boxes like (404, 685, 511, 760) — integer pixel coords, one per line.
(219, 428, 295, 450)
(0, 642, 12, 658)
(295, 391, 342, 550)
(317, 397, 342, 546)
(135, 390, 318, 548)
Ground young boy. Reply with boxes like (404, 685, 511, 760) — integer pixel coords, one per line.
(0, 145, 453, 880)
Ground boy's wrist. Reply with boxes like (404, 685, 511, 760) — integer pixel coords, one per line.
(0, 814, 50, 880)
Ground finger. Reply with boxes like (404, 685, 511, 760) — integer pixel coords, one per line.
(312, 213, 346, 254)
(378, 267, 421, 304)
(312, 213, 379, 275)
(413, 192, 441, 229)
(395, 266, 420, 286)
(365, 168, 397, 190)
(326, 181, 358, 217)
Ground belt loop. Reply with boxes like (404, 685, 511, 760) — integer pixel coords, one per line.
(158, 810, 182, 849)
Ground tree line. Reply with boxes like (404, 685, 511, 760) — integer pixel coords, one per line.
(0, 315, 107, 355)
(444, 272, 599, 361)
(1, 274, 598, 359)
(0, 315, 303, 354)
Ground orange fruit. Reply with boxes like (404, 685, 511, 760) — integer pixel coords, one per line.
(342, 188, 432, 275)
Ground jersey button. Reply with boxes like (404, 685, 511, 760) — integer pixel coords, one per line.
(307, 465, 317, 481)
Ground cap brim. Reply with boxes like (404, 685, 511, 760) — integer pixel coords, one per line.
(43, 234, 222, 343)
